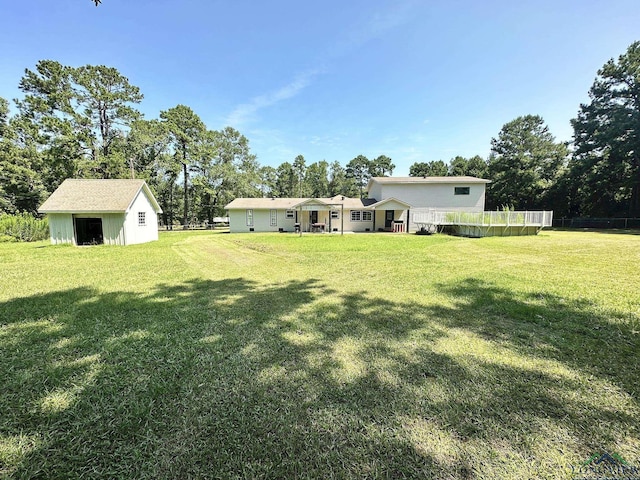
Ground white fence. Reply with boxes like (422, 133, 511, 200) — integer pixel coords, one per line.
(413, 210, 553, 227)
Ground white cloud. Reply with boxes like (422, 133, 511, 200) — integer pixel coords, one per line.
(225, 68, 324, 127)
(331, 1, 417, 57)
(224, 2, 417, 128)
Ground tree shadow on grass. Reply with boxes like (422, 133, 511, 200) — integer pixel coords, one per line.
(0, 276, 638, 479)
(432, 277, 640, 399)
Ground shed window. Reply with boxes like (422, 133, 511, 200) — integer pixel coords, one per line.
(454, 187, 470, 195)
(138, 212, 146, 226)
(285, 210, 295, 219)
(246, 209, 254, 226)
(270, 209, 277, 226)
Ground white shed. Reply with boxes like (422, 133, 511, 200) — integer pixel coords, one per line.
(38, 179, 162, 246)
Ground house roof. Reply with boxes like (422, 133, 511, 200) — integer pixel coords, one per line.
(367, 197, 413, 209)
(225, 198, 308, 209)
(38, 179, 162, 214)
(366, 175, 490, 192)
(225, 195, 376, 210)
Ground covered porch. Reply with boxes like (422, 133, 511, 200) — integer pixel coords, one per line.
(368, 198, 413, 233)
(292, 199, 343, 233)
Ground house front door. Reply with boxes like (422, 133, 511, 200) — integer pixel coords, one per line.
(310, 211, 318, 224)
(385, 210, 394, 229)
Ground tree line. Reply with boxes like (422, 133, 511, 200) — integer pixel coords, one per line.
(397, 40, 640, 218)
(0, 61, 398, 226)
(1, 41, 639, 223)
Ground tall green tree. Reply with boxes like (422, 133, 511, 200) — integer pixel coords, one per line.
(328, 161, 356, 197)
(16, 60, 143, 185)
(125, 119, 170, 179)
(570, 41, 640, 216)
(409, 160, 448, 177)
(208, 127, 260, 215)
(275, 162, 297, 197)
(305, 160, 329, 197)
(448, 155, 488, 178)
(369, 155, 395, 177)
(160, 105, 206, 227)
(125, 119, 177, 225)
(448, 156, 469, 176)
(292, 154, 307, 197)
(465, 155, 489, 178)
(488, 115, 568, 210)
(16, 60, 79, 189)
(0, 98, 46, 214)
(258, 166, 277, 197)
(346, 155, 371, 198)
(0, 97, 9, 137)
(71, 65, 143, 171)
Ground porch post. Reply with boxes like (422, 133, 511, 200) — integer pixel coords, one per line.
(373, 209, 376, 232)
(406, 209, 410, 233)
(341, 204, 344, 236)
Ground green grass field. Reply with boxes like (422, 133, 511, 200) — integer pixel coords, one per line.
(1, 230, 639, 479)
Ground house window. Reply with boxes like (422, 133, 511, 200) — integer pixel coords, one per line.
(138, 212, 146, 226)
(454, 187, 470, 195)
(331, 210, 339, 219)
(270, 209, 277, 226)
(246, 209, 254, 226)
(285, 210, 295, 219)
(350, 210, 372, 222)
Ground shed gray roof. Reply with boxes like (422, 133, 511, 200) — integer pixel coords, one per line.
(38, 179, 162, 213)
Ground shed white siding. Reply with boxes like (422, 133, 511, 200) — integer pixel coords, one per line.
(100, 214, 126, 245)
(48, 213, 126, 245)
(123, 190, 159, 244)
(48, 214, 75, 245)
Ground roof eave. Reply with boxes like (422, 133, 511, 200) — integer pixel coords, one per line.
(38, 210, 126, 214)
(367, 197, 413, 209)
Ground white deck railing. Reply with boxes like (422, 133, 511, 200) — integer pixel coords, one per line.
(412, 210, 553, 227)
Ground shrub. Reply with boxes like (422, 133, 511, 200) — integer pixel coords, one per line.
(0, 213, 49, 242)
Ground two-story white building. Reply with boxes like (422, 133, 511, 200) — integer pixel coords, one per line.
(225, 176, 490, 233)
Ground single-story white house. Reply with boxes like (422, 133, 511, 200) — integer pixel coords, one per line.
(225, 176, 490, 233)
(38, 179, 162, 245)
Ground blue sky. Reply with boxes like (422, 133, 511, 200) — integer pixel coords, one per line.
(1, 0, 639, 174)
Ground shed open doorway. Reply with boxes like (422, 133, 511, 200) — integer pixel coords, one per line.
(74, 217, 104, 245)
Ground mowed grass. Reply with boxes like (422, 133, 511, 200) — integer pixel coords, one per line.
(1, 230, 639, 479)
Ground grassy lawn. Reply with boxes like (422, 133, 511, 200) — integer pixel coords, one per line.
(1, 230, 639, 479)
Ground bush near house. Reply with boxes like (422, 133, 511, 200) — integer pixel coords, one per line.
(0, 213, 49, 242)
